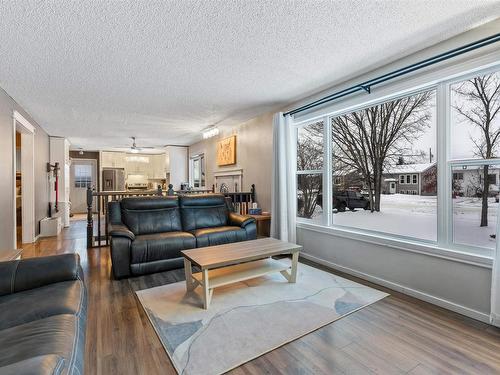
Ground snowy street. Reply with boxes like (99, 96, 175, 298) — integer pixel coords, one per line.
(310, 194, 498, 249)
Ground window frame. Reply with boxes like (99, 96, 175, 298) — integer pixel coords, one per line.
(293, 61, 500, 260)
(189, 154, 206, 189)
(295, 120, 328, 223)
(74, 164, 92, 189)
(488, 173, 497, 185)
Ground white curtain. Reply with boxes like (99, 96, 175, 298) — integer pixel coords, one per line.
(490, 202, 500, 326)
(270, 112, 297, 243)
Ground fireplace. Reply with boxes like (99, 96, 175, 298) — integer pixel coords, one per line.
(214, 169, 243, 193)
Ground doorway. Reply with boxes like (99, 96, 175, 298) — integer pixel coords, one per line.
(190, 154, 206, 188)
(12, 111, 35, 248)
(70, 159, 97, 214)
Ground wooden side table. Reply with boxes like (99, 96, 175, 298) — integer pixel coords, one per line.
(0, 249, 22, 262)
(248, 214, 271, 237)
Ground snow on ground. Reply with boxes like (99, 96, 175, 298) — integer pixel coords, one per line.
(309, 194, 497, 249)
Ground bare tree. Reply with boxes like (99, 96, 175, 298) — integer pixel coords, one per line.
(331, 91, 434, 211)
(453, 73, 500, 227)
(297, 122, 323, 218)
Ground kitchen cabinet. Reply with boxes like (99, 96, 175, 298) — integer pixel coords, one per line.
(150, 154, 166, 179)
(101, 151, 126, 168)
(126, 158, 142, 174)
(122, 154, 166, 179)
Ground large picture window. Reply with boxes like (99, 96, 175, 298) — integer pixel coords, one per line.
(329, 89, 437, 241)
(294, 66, 500, 255)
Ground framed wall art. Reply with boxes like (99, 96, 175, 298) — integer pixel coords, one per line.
(216, 135, 236, 166)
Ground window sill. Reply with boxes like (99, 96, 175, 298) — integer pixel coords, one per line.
(296, 220, 493, 269)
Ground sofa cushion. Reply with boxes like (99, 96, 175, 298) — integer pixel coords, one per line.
(121, 197, 182, 235)
(0, 254, 82, 297)
(0, 355, 65, 375)
(131, 231, 196, 264)
(179, 194, 228, 231)
(130, 258, 185, 276)
(0, 314, 85, 373)
(0, 280, 84, 331)
(192, 226, 247, 248)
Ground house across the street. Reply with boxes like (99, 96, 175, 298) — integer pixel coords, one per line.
(452, 165, 500, 197)
(382, 162, 437, 196)
(381, 162, 500, 197)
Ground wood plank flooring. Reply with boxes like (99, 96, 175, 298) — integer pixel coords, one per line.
(21, 219, 500, 374)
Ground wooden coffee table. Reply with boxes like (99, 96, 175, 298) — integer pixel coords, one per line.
(181, 238, 302, 309)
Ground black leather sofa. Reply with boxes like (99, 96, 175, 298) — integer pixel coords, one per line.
(0, 254, 87, 375)
(108, 194, 257, 279)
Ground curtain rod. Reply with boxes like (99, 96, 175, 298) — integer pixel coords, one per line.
(283, 33, 500, 117)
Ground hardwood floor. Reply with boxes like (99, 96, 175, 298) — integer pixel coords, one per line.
(22, 219, 500, 374)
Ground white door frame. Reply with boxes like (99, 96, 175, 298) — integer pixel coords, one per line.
(389, 182, 396, 194)
(12, 111, 35, 247)
(189, 153, 206, 188)
(70, 158, 97, 213)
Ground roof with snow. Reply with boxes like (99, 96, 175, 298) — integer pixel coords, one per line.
(383, 162, 436, 174)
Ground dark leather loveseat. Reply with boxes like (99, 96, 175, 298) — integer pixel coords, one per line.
(0, 254, 87, 375)
(108, 194, 257, 279)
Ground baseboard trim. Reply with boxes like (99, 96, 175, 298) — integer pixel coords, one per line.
(489, 313, 500, 327)
(300, 252, 490, 324)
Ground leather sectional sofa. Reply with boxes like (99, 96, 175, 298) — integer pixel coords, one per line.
(0, 254, 87, 375)
(108, 194, 257, 279)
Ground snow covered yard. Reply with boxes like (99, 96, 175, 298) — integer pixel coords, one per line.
(453, 196, 497, 249)
(309, 194, 497, 249)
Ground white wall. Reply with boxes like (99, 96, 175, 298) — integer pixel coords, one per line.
(165, 146, 188, 190)
(49, 137, 70, 227)
(189, 112, 274, 211)
(0, 87, 50, 247)
(298, 226, 492, 320)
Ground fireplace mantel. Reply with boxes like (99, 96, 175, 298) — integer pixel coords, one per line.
(214, 169, 243, 192)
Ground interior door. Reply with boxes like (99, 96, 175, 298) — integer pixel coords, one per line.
(70, 159, 97, 214)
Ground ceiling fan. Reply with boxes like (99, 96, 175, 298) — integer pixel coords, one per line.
(129, 137, 155, 153)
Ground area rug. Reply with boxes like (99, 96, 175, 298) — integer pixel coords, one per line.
(136, 260, 388, 375)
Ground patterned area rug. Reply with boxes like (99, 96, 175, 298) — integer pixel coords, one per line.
(136, 260, 388, 375)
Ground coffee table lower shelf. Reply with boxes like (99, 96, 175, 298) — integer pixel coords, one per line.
(185, 256, 298, 309)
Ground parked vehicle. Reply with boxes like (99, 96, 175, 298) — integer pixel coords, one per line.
(317, 190, 371, 212)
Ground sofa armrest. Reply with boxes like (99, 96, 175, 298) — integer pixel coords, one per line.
(110, 236, 132, 279)
(229, 212, 256, 228)
(0, 254, 82, 297)
(109, 223, 135, 241)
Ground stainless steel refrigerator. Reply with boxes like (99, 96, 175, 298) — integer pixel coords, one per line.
(102, 168, 125, 191)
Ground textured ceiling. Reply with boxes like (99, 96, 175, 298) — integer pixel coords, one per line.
(0, 1, 499, 151)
